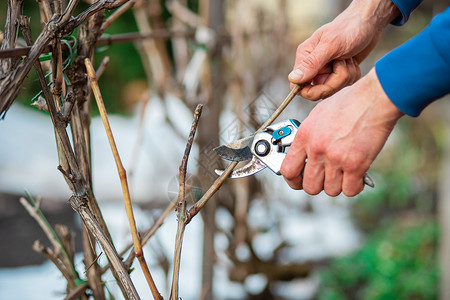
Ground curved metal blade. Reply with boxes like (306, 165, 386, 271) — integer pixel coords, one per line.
(214, 156, 267, 178)
(363, 173, 375, 188)
(213, 136, 254, 161)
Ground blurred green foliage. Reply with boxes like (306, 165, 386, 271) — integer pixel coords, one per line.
(315, 119, 443, 299)
(317, 219, 438, 300)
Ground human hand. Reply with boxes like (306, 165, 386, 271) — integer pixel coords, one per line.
(280, 68, 404, 196)
(289, 0, 399, 100)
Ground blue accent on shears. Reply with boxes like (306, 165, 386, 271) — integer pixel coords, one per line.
(290, 119, 300, 128)
(272, 126, 291, 140)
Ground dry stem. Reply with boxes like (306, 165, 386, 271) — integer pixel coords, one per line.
(170, 104, 203, 300)
(100, 0, 137, 33)
(85, 58, 162, 300)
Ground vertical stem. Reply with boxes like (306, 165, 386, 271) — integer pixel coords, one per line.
(170, 104, 203, 300)
(85, 58, 162, 300)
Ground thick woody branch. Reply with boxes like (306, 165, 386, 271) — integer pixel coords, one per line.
(69, 195, 140, 300)
(0, 0, 24, 75)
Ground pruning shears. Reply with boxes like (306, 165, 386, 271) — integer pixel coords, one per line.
(214, 118, 375, 188)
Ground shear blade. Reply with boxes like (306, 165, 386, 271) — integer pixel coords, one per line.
(213, 136, 254, 161)
(215, 156, 267, 178)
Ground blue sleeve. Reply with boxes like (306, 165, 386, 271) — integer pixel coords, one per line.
(390, 0, 423, 25)
(375, 6, 450, 117)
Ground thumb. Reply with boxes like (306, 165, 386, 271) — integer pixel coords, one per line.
(289, 44, 334, 84)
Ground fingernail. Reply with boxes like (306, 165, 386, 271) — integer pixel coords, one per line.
(288, 69, 304, 82)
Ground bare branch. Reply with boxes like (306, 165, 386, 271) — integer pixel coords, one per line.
(69, 195, 141, 300)
(100, 0, 137, 34)
(0, 0, 24, 75)
(0, 0, 131, 116)
(19, 197, 63, 256)
(60, 0, 81, 24)
(170, 104, 203, 300)
(85, 58, 163, 300)
(32, 241, 77, 289)
(0, 30, 194, 59)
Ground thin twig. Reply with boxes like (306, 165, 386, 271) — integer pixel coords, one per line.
(32, 240, 77, 289)
(64, 283, 89, 300)
(85, 58, 163, 300)
(52, 38, 64, 108)
(60, 0, 81, 24)
(19, 197, 62, 254)
(256, 84, 303, 133)
(19, 195, 78, 283)
(167, 1, 205, 28)
(170, 104, 203, 300)
(0, 30, 195, 59)
(100, 0, 137, 34)
(95, 55, 110, 78)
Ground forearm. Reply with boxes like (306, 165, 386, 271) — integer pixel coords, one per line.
(346, 0, 400, 29)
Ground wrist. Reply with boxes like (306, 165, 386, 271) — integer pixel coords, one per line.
(361, 68, 404, 122)
(349, 0, 400, 29)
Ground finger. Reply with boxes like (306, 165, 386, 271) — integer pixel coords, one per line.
(281, 130, 308, 190)
(342, 172, 365, 197)
(345, 58, 361, 84)
(302, 159, 325, 195)
(310, 63, 334, 85)
(289, 38, 335, 85)
(324, 167, 343, 197)
(301, 60, 350, 100)
(281, 149, 306, 190)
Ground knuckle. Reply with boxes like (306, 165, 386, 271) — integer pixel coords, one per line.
(301, 54, 321, 71)
(309, 140, 327, 159)
(327, 149, 343, 165)
(342, 152, 365, 173)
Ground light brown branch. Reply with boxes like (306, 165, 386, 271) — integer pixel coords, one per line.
(167, 0, 205, 28)
(19, 197, 62, 254)
(100, 0, 137, 33)
(95, 55, 110, 79)
(85, 58, 163, 300)
(170, 104, 203, 300)
(32, 240, 77, 290)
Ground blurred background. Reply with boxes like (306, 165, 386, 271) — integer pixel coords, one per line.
(0, 0, 449, 299)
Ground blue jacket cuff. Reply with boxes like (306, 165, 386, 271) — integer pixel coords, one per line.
(376, 7, 450, 117)
(390, 0, 423, 25)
